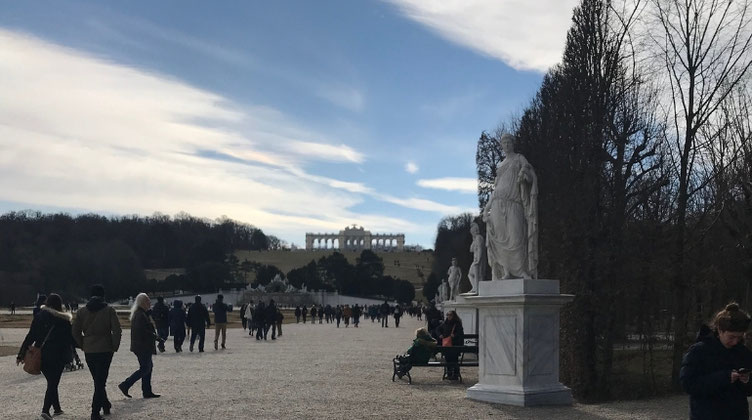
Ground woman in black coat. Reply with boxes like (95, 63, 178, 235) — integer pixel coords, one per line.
(438, 310, 464, 380)
(680, 302, 752, 419)
(17, 293, 75, 419)
(118, 293, 161, 399)
(168, 300, 187, 352)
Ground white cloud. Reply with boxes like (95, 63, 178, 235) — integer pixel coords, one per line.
(378, 194, 473, 214)
(405, 161, 419, 174)
(0, 28, 462, 245)
(417, 177, 477, 193)
(385, 0, 579, 72)
(286, 141, 364, 163)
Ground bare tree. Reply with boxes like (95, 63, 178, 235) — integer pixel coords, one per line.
(650, 0, 752, 383)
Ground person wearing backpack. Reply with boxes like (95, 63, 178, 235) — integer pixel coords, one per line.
(17, 293, 75, 420)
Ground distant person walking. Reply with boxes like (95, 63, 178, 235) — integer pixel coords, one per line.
(265, 300, 278, 340)
(394, 305, 403, 328)
(275, 308, 284, 337)
(335, 305, 342, 328)
(318, 306, 324, 324)
(302, 305, 308, 324)
(380, 301, 391, 328)
(245, 301, 255, 335)
(187, 296, 211, 352)
(311, 306, 318, 324)
(212, 295, 230, 350)
(17, 293, 75, 420)
(118, 293, 162, 400)
(239, 303, 248, 331)
(295, 306, 301, 323)
(254, 301, 266, 340)
(10, 301, 15, 315)
(168, 300, 186, 352)
(343, 305, 352, 328)
(72, 285, 122, 420)
(151, 296, 169, 353)
(352, 304, 361, 328)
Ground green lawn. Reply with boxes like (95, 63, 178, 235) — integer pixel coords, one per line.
(234, 249, 433, 288)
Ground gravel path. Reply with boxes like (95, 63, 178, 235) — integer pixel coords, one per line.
(1, 316, 689, 419)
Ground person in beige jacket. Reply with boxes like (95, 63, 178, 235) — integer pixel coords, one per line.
(72, 284, 122, 420)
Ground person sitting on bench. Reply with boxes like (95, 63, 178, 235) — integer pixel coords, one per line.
(438, 310, 464, 380)
(396, 328, 436, 377)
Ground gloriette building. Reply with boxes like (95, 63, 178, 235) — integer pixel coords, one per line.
(305, 225, 405, 251)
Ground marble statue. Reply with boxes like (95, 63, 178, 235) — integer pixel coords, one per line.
(434, 292, 441, 304)
(438, 279, 449, 303)
(482, 133, 538, 280)
(467, 222, 486, 294)
(447, 258, 462, 301)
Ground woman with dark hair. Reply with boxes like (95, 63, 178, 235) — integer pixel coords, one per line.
(17, 293, 75, 419)
(438, 310, 464, 380)
(681, 302, 752, 419)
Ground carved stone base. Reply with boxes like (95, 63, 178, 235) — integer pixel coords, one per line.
(466, 383, 573, 406)
(462, 279, 574, 407)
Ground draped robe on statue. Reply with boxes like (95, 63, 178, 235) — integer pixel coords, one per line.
(485, 153, 538, 280)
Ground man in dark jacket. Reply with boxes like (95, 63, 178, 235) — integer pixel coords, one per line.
(265, 300, 278, 340)
(254, 301, 266, 340)
(239, 303, 248, 330)
(72, 285, 122, 420)
(212, 295, 230, 350)
(380, 301, 391, 328)
(394, 305, 403, 328)
(294, 306, 301, 323)
(186, 296, 211, 352)
(151, 296, 169, 353)
(168, 300, 186, 352)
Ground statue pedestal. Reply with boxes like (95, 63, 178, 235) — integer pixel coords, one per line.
(463, 279, 574, 406)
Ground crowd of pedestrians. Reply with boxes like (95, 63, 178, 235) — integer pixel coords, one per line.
(14, 287, 428, 419)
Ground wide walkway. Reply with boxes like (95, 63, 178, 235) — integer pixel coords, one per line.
(1, 316, 688, 419)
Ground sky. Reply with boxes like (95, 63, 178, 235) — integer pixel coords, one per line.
(0, 0, 579, 248)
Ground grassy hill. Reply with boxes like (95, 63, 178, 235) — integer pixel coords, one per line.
(234, 249, 433, 288)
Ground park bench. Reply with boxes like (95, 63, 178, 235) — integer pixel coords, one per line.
(392, 334, 479, 384)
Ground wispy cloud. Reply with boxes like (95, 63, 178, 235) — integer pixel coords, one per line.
(405, 161, 419, 174)
(420, 89, 485, 119)
(315, 85, 366, 112)
(379, 195, 472, 214)
(0, 28, 460, 244)
(385, 0, 579, 72)
(417, 177, 477, 193)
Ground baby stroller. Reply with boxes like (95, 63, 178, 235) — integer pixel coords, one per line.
(64, 346, 85, 372)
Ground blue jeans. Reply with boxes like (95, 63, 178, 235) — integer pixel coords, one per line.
(121, 352, 153, 395)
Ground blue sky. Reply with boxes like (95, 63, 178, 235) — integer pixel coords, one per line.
(0, 0, 578, 248)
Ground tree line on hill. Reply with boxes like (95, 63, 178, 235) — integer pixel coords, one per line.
(239, 250, 416, 304)
(429, 0, 752, 402)
(0, 211, 278, 304)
